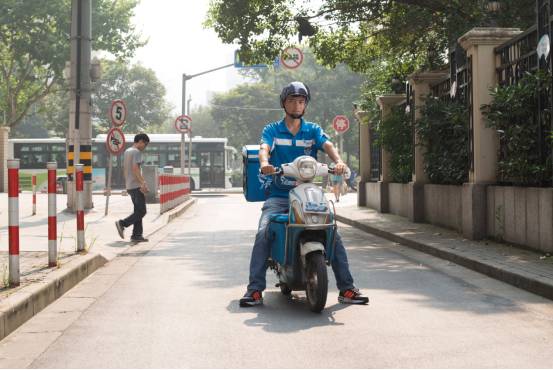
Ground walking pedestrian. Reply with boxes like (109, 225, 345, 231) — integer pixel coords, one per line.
(329, 162, 346, 202)
(345, 165, 357, 191)
(115, 133, 150, 242)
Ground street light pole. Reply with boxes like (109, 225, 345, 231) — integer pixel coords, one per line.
(181, 63, 233, 182)
(187, 95, 192, 178)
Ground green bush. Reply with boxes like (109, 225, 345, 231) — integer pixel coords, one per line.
(415, 95, 469, 185)
(482, 70, 552, 186)
(374, 105, 412, 183)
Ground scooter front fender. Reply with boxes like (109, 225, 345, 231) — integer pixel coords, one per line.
(300, 241, 325, 256)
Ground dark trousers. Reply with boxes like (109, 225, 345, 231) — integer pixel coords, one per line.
(346, 179, 357, 191)
(121, 187, 147, 237)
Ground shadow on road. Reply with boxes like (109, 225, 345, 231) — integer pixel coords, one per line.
(225, 292, 352, 333)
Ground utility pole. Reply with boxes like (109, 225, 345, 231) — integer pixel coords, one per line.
(67, 0, 93, 210)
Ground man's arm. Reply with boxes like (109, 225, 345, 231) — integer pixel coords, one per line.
(322, 141, 346, 176)
(123, 165, 126, 180)
(259, 143, 275, 175)
(133, 163, 148, 193)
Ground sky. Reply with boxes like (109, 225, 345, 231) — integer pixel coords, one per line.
(129, 0, 248, 114)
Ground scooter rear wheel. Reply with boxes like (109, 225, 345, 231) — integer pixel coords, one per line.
(305, 253, 328, 312)
(280, 284, 292, 295)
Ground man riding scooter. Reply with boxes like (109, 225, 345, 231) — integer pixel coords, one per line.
(239, 81, 369, 307)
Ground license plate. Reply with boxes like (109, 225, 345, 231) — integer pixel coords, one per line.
(304, 204, 328, 213)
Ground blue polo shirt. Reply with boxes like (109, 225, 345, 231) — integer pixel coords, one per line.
(261, 117, 330, 199)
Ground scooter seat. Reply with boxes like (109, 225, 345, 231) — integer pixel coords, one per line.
(269, 214, 289, 223)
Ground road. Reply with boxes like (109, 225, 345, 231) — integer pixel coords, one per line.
(2, 194, 553, 368)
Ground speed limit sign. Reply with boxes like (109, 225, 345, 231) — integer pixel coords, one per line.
(110, 100, 126, 127)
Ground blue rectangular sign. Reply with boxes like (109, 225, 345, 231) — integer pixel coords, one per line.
(234, 51, 280, 69)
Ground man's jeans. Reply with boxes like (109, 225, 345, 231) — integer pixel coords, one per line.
(121, 187, 147, 238)
(247, 197, 355, 292)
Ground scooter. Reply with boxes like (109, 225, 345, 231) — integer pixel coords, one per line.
(266, 156, 338, 312)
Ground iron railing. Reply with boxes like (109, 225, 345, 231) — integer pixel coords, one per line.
(493, 0, 551, 179)
(369, 117, 381, 182)
(430, 44, 474, 171)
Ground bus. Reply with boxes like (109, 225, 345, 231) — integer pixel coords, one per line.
(9, 134, 240, 191)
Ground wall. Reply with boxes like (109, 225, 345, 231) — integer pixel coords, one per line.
(487, 186, 553, 254)
(424, 184, 463, 232)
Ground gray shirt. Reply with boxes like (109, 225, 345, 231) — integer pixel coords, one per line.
(124, 147, 142, 190)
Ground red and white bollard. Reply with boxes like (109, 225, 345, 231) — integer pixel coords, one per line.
(8, 159, 20, 286)
(75, 164, 85, 252)
(32, 172, 36, 215)
(47, 162, 57, 266)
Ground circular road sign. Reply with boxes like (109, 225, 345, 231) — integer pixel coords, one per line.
(106, 127, 126, 155)
(175, 115, 192, 134)
(110, 100, 127, 127)
(333, 116, 349, 133)
(281, 47, 304, 69)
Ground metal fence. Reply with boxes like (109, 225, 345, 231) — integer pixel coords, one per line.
(493, 0, 551, 175)
(369, 116, 381, 182)
(430, 44, 474, 171)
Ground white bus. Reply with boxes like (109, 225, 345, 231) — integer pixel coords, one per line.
(9, 134, 239, 191)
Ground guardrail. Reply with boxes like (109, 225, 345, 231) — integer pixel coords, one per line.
(159, 173, 190, 214)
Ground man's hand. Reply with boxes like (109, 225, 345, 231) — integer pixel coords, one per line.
(332, 162, 347, 176)
(140, 183, 149, 194)
(260, 164, 276, 175)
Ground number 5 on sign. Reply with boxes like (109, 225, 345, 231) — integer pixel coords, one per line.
(110, 100, 126, 127)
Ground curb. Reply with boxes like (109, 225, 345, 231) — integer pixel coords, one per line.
(0, 197, 198, 341)
(144, 197, 197, 238)
(334, 214, 553, 301)
(0, 253, 107, 341)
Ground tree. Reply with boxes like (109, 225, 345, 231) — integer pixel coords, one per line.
(92, 59, 174, 136)
(0, 0, 147, 130)
(239, 49, 364, 164)
(205, 0, 535, 74)
(210, 83, 282, 150)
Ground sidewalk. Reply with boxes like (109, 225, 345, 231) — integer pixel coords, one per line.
(0, 192, 196, 340)
(334, 204, 553, 301)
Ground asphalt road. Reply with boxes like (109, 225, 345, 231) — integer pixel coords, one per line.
(4, 194, 553, 368)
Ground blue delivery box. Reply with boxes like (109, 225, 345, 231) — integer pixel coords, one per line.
(242, 145, 271, 202)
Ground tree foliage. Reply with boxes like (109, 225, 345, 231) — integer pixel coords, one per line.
(210, 49, 364, 163)
(206, 0, 535, 73)
(92, 59, 173, 136)
(211, 83, 282, 151)
(0, 0, 147, 130)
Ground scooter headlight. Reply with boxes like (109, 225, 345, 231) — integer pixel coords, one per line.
(298, 157, 317, 180)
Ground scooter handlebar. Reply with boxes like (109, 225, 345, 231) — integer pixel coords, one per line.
(259, 168, 283, 176)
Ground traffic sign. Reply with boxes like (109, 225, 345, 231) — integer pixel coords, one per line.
(234, 51, 280, 69)
(281, 48, 303, 69)
(333, 116, 349, 133)
(110, 100, 126, 127)
(175, 115, 192, 134)
(106, 128, 126, 155)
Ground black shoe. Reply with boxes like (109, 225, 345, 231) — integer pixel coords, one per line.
(239, 290, 263, 307)
(338, 288, 369, 304)
(336, 198, 340, 202)
(115, 221, 125, 239)
(130, 236, 149, 242)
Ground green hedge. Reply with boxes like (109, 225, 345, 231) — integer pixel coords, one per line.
(415, 95, 469, 185)
(482, 70, 552, 186)
(374, 105, 412, 183)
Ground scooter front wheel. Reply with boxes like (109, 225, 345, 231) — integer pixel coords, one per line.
(305, 252, 328, 312)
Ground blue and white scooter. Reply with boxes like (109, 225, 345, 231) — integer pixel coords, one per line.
(266, 156, 340, 312)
